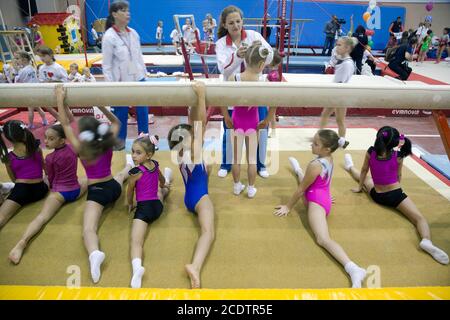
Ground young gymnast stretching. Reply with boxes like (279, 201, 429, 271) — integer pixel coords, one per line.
(9, 125, 88, 264)
(0, 121, 48, 229)
(56, 84, 132, 283)
(344, 126, 448, 265)
(275, 130, 367, 288)
(167, 81, 214, 289)
(127, 134, 172, 288)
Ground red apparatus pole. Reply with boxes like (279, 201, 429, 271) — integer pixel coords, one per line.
(263, 0, 268, 39)
(77, 0, 89, 67)
(193, 28, 209, 78)
(286, 0, 294, 72)
(278, 0, 287, 79)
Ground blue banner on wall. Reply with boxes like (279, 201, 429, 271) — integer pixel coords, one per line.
(85, 0, 405, 51)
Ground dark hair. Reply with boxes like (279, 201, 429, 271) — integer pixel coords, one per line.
(409, 36, 418, 46)
(0, 120, 38, 163)
(426, 29, 433, 35)
(36, 46, 55, 61)
(217, 5, 243, 39)
(48, 124, 66, 139)
(78, 117, 118, 161)
(355, 25, 366, 35)
(317, 129, 339, 153)
(167, 124, 192, 150)
(245, 40, 269, 68)
(133, 135, 159, 154)
(374, 126, 412, 158)
(105, 1, 129, 31)
(17, 51, 31, 62)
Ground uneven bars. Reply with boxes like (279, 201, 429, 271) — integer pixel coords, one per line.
(0, 82, 448, 109)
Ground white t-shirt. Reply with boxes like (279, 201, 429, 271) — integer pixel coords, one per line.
(3, 63, 18, 83)
(81, 74, 96, 82)
(182, 24, 197, 43)
(156, 26, 163, 40)
(170, 29, 180, 42)
(15, 64, 38, 83)
(38, 62, 68, 82)
(68, 72, 82, 82)
(333, 57, 354, 83)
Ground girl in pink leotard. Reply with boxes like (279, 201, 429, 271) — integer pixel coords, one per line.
(221, 41, 275, 199)
(274, 129, 367, 288)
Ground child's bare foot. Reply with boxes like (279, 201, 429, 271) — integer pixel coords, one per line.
(9, 240, 26, 264)
(185, 264, 200, 289)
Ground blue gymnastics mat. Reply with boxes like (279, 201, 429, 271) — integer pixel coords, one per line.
(421, 154, 450, 180)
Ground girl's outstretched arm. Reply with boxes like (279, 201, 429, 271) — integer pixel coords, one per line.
(352, 153, 370, 193)
(274, 160, 321, 216)
(96, 106, 121, 138)
(55, 84, 81, 152)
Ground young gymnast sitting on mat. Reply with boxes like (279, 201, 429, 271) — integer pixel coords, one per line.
(275, 129, 367, 288)
(126, 134, 172, 288)
(0, 121, 48, 229)
(168, 81, 215, 289)
(344, 126, 449, 265)
(56, 84, 132, 284)
(9, 124, 88, 264)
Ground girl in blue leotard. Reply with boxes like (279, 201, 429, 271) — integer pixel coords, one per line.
(167, 81, 214, 289)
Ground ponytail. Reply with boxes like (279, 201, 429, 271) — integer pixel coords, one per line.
(374, 134, 387, 157)
(0, 128, 9, 163)
(398, 137, 412, 158)
(105, 15, 114, 31)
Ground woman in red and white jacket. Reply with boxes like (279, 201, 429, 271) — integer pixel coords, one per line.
(215, 5, 273, 179)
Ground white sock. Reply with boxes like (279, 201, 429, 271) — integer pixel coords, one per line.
(344, 153, 354, 171)
(164, 167, 172, 185)
(89, 250, 105, 284)
(344, 261, 366, 288)
(420, 239, 449, 265)
(288, 157, 303, 180)
(131, 258, 145, 288)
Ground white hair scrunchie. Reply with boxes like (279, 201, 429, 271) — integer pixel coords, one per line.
(338, 137, 346, 148)
(97, 123, 109, 136)
(79, 130, 95, 142)
(19, 123, 27, 130)
(258, 46, 267, 58)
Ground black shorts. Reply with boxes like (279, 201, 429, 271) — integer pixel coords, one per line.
(87, 179, 122, 207)
(370, 188, 407, 208)
(8, 182, 48, 206)
(134, 200, 163, 224)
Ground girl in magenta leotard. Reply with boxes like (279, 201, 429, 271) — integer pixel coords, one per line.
(221, 41, 276, 198)
(344, 126, 448, 265)
(274, 129, 367, 288)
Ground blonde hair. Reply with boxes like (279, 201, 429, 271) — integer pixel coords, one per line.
(245, 40, 269, 68)
(338, 36, 357, 51)
(70, 63, 79, 72)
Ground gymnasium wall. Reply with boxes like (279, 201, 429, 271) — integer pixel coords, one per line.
(85, 0, 406, 50)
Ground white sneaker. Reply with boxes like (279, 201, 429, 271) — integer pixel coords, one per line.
(288, 157, 301, 174)
(344, 153, 354, 171)
(258, 169, 269, 178)
(126, 154, 135, 167)
(233, 182, 245, 195)
(218, 169, 228, 178)
(247, 185, 257, 198)
(164, 167, 172, 184)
